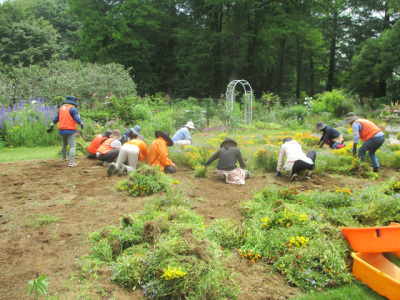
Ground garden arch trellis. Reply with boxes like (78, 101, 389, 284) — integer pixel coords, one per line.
(225, 80, 253, 125)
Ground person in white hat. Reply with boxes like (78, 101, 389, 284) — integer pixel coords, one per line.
(172, 121, 195, 146)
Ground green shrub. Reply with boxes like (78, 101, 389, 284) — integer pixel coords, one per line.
(312, 90, 355, 118)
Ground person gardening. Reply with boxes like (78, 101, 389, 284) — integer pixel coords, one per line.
(275, 137, 316, 181)
(148, 131, 177, 173)
(87, 129, 113, 158)
(204, 138, 250, 185)
(96, 129, 122, 166)
(47, 96, 84, 167)
(316, 122, 344, 149)
(345, 112, 385, 173)
(121, 125, 144, 145)
(172, 121, 195, 145)
(107, 136, 148, 176)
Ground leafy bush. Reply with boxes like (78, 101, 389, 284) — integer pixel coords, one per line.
(253, 146, 279, 171)
(312, 90, 356, 118)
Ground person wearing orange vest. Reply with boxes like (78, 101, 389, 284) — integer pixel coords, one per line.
(48, 96, 83, 167)
(87, 130, 113, 158)
(148, 131, 177, 173)
(96, 129, 122, 165)
(107, 136, 149, 176)
(345, 112, 385, 173)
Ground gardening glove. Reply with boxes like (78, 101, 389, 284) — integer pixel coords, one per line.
(274, 171, 281, 177)
(352, 143, 358, 157)
(80, 123, 84, 129)
(46, 123, 54, 133)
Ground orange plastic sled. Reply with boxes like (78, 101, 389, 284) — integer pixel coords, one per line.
(352, 252, 400, 300)
(339, 223, 400, 252)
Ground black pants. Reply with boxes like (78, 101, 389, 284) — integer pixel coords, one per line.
(292, 150, 316, 174)
(98, 149, 120, 163)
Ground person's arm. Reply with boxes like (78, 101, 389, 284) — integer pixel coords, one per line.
(183, 128, 192, 141)
(276, 145, 286, 172)
(236, 149, 246, 168)
(204, 150, 220, 167)
(352, 122, 361, 144)
(70, 107, 84, 128)
(320, 128, 331, 148)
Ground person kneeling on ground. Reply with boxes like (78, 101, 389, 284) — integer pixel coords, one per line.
(172, 121, 195, 146)
(120, 125, 144, 145)
(87, 129, 113, 158)
(204, 138, 250, 185)
(316, 122, 344, 149)
(345, 112, 385, 173)
(275, 137, 316, 181)
(107, 136, 148, 176)
(96, 129, 122, 166)
(148, 131, 177, 173)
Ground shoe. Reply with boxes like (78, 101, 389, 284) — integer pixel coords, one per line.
(291, 173, 298, 181)
(103, 162, 110, 167)
(373, 167, 380, 173)
(107, 162, 116, 175)
(245, 170, 250, 179)
(118, 164, 126, 177)
(61, 158, 67, 162)
(306, 171, 312, 178)
(68, 162, 77, 167)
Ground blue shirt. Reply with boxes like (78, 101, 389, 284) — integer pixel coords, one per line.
(52, 106, 83, 135)
(172, 127, 191, 143)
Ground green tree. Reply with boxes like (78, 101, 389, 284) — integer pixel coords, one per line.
(0, 18, 62, 66)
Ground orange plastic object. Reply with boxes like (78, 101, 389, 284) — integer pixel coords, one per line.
(352, 252, 400, 300)
(340, 224, 400, 252)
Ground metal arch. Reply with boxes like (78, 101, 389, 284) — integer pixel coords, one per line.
(225, 79, 253, 125)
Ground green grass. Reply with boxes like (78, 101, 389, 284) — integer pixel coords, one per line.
(0, 146, 59, 162)
(23, 214, 61, 229)
(296, 282, 386, 300)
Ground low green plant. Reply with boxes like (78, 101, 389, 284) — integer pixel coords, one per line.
(193, 164, 207, 177)
(26, 273, 50, 298)
(117, 165, 172, 197)
(253, 146, 278, 171)
(205, 219, 245, 249)
(24, 214, 61, 229)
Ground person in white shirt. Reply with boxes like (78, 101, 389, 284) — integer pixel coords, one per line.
(274, 137, 316, 181)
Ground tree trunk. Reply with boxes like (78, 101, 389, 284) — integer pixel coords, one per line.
(326, 10, 338, 92)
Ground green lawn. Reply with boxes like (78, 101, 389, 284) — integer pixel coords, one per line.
(0, 146, 60, 162)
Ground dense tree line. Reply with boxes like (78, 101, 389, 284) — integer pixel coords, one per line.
(1, 0, 400, 104)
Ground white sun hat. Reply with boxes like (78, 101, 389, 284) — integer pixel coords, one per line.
(185, 121, 195, 129)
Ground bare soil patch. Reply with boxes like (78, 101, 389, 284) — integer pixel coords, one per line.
(0, 157, 394, 299)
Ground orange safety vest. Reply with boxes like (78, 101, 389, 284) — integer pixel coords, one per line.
(96, 138, 114, 155)
(356, 119, 382, 141)
(125, 139, 149, 162)
(87, 135, 108, 154)
(58, 105, 77, 130)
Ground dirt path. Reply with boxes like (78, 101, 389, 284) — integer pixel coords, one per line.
(0, 157, 394, 299)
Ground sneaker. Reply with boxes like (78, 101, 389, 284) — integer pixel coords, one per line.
(103, 162, 110, 167)
(68, 162, 77, 167)
(291, 173, 298, 181)
(61, 158, 67, 162)
(107, 162, 116, 175)
(245, 170, 250, 179)
(373, 167, 380, 173)
(306, 171, 312, 178)
(118, 164, 126, 177)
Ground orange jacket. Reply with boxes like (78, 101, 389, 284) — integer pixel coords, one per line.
(357, 119, 382, 141)
(125, 139, 149, 162)
(87, 135, 108, 154)
(58, 105, 77, 130)
(148, 138, 172, 171)
(96, 138, 113, 155)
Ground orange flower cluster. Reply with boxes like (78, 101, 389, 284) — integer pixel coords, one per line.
(239, 249, 260, 263)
